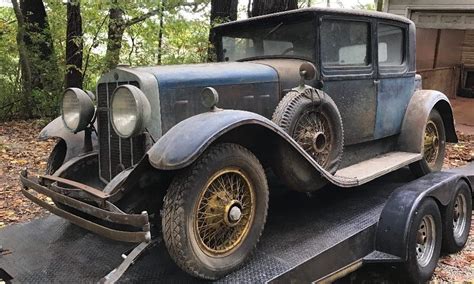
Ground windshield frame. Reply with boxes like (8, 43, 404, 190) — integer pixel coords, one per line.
(213, 13, 318, 63)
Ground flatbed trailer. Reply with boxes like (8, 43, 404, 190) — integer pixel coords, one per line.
(1, 165, 472, 283)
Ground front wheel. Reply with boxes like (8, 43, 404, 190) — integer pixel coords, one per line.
(410, 109, 446, 177)
(162, 143, 269, 280)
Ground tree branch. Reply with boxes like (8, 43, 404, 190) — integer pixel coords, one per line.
(82, 14, 108, 81)
(125, 8, 160, 27)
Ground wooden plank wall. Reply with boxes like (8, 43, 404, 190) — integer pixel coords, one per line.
(418, 67, 460, 99)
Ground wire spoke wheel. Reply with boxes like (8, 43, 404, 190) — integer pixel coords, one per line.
(293, 109, 333, 168)
(415, 215, 437, 267)
(423, 120, 440, 167)
(195, 168, 255, 256)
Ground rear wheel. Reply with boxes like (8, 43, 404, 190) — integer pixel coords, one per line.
(441, 180, 472, 253)
(410, 109, 446, 177)
(162, 143, 269, 280)
(404, 198, 442, 283)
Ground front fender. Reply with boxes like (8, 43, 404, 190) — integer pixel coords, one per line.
(148, 110, 283, 170)
(398, 89, 457, 153)
(39, 117, 98, 162)
(147, 110, 358, 190)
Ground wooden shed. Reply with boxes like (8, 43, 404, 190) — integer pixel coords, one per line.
(385, 0, 474, 98)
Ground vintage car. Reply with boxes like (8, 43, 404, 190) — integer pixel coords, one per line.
(20, 7, 457, 281)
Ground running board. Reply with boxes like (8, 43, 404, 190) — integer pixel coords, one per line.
(335, 152, 422, 186)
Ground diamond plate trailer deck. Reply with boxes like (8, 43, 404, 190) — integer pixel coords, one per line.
(1, 165, 473, 283)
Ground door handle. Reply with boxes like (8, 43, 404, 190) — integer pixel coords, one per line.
(373, 80, 380, 86)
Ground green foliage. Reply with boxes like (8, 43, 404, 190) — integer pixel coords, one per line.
(0, 0, 375, 120)
(0, 7, 21, 119)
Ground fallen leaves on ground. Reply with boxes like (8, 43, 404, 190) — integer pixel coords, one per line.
(0, 120, 472, 280)
(0, 120, 55, 227)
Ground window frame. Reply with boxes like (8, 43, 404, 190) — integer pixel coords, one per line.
(214, 15, 318, 63)
(319, 16, 375, 79)
(376, 20, 409, 76)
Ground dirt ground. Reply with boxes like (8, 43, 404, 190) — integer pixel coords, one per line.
(0, 120, 473, 281)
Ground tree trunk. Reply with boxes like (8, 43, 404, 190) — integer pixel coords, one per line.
(376, 0, 383, 11)
(11, 0, 32, 118)
(104, 1, 160, 72)
(66, 0, 83, 88)
(104, 1, 126, 72)
(157, 0, 164, 65)
(208, 0, 238, 61)
(251, 0, 298, 17)
(20, 0, 59, 92)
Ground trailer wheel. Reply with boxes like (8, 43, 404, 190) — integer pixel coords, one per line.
(441, 180, 472, 253)
(272, 90, 343, 173)
(162, 143, 269, 280)
(404, 198, 442, 283)
(410, 109, 446, 177)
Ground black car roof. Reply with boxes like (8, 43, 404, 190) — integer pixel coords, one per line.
(215, 7, 413, 29)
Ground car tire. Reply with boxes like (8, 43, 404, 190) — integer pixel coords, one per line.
(272, 89, 343, 173)
(441, 180, 472, 253)
(403, 198, 442, 283)
(162, 143, 269, 280)
(409, 109, 446, 177)
(46, 139, 66, 175)
(45, 140, 71, 210)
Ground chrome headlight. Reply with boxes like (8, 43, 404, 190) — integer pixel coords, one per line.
(110, 85, 151, 138)
(61, 88, 95, 132)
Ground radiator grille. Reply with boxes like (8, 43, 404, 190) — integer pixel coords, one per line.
(97, 81, 145, 181)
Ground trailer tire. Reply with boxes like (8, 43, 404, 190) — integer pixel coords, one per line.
(162, 143, 269, 280)
(441, 180, 472, 253)
(410, 109, 446, 177)
(272, 90, 343, 173)
(404, 198, 442, 283)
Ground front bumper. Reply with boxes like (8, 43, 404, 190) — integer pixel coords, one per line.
(20, 170, 151, 243)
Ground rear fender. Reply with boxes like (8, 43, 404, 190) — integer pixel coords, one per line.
(398, 90, 457, 153)
(147, 110, 357, 190)
(39, 117, 98, 163)
(375, 171, 471, 260)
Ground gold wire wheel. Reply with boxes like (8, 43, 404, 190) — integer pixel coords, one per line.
(293, 109, 333, 168)
(194, 168, 255, 256)
(423, 120, 440, 166)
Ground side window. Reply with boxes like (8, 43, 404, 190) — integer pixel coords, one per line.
(321, 20, 370, 67)
(378, 24, 404, 66)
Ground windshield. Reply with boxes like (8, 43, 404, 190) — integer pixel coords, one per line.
(219, 20, 316, 62)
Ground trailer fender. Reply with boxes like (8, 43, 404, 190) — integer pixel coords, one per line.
(39, 117, 98, 163)
(399, 90, 457, 153)
(147, 110, 354, 191)
(375, 171, 471, 260)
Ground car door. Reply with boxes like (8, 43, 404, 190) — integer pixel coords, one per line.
(374, 21, 415, 139)
(319, 17, 377, 145)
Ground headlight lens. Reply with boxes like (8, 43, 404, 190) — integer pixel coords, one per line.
(111, 85, 151, 138)
(61, 88, 95, 132)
